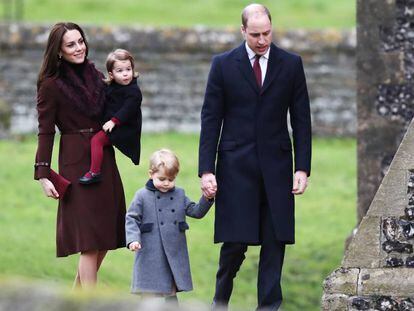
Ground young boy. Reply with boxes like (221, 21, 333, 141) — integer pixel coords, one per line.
(125, 149, 214, 301)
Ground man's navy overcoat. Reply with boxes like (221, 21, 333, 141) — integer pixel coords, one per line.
(199, 42, 312, 244)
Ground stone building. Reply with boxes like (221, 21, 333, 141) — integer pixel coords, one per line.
(323, 0, 414, 309)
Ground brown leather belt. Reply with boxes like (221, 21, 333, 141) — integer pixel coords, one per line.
(60, 128, 100, 135)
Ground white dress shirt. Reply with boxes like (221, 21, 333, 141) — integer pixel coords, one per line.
(245, 42, 269, 85)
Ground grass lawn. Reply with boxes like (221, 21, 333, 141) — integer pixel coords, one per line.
(0, 134, 356, 310)
(17, 0, 355, 29)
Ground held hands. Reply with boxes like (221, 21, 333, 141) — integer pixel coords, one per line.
(39, 178, 59, 199)
(103, 120, 116, 133)
(201, 173, 217, 199)
(129, 241, 142, 252)
(292, 171, 308, 195)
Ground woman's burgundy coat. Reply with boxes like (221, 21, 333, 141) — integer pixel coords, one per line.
(104, 78, 142, 165)
(34, 75, 126, 257)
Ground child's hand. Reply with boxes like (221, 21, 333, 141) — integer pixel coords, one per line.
(203, 185, 216, 200)
(204, 194, 215, 201)
(103, 120, 116, 133)
(207, 184, 217, 197)
(129, 241, 141, 252)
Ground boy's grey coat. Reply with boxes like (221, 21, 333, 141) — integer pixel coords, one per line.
(125, 181, 213, 294)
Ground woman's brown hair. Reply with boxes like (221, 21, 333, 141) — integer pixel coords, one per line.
(37, 22, 89, 89)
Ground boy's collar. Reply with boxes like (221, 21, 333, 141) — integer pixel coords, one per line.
(145, 179, 175, 192)
(145, 179, 157, 191)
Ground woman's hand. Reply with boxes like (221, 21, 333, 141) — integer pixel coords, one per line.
(39, 178, 59, 199)
(103, 120, 116, 133)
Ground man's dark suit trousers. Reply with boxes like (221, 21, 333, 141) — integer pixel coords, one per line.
(213, 179, 286, 311)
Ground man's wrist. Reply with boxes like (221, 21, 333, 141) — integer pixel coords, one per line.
(295, 170, 308, 175)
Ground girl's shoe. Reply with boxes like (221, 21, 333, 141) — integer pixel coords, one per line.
(79, 171, 101, 184)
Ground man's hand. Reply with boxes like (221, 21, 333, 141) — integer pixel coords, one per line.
(292, 171, 308, 195)
(129, 241, 141, 252)
(201, 173, 217, 198)
(103, 120, 116, 133)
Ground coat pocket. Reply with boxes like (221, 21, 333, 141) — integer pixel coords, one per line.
(139, 223, 154, 233)
(218, 140, 237, 151)
(178, 221, 189, 232)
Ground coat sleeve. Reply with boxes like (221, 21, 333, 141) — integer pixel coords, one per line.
(198, 55, 225, 176)
(289, 56, 312, 177)
(34, 79, 57, 180)
(184, 193, 214, 219)
(113, 88, 142, 124)
(125, 191, 144, 247)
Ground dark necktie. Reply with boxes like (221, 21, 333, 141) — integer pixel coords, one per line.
(253, 54, 262, 88)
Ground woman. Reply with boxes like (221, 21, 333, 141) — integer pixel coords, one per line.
(34, 22, 126, 288)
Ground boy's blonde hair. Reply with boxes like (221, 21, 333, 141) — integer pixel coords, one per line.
(149, 149, 180, 178)
(104, 48, 139, 84)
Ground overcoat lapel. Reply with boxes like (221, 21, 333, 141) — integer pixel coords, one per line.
(261, 43, 283, 95)
(235, 44, 260, 94)
(235, 42, 283, 95)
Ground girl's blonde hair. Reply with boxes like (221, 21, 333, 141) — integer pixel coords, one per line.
(104, 48, 139, 84)
(149, 149, 180, 178)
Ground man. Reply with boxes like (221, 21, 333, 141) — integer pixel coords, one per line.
(198, 3, 311, 310)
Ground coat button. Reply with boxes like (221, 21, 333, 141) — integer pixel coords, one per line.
(157, 196, 160, 199)
(160, 222, 164, 225)
(170, 197, 174, 200)
(171, 209, 175, 212)
(159, 209, 162, 212)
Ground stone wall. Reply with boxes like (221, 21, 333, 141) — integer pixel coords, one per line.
(322, 118, 414, 310)
(322, 1, 414, 307)
(357, 0, 414, 221)
(0, 23, 355, 138)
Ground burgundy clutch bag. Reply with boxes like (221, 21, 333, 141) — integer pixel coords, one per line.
(50, 169, 71, 199)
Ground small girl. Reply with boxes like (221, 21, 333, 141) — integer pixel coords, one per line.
(125, 149, 214, 301)
(79, 48, 142, 184)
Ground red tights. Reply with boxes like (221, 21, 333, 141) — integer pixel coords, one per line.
(89, 130, 111, 174)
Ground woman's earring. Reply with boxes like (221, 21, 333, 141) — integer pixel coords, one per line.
(58, 54, 62, 60)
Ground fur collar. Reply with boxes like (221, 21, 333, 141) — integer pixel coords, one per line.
(55, 59, 105, 119)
